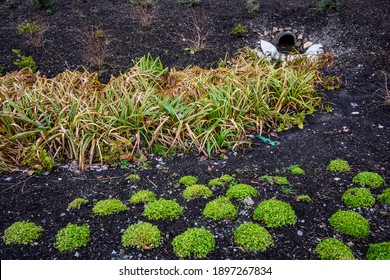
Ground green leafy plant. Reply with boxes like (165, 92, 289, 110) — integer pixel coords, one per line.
(127, 174, 141, 184)
(280, 185, 296, 196)
(18, 144, 54, 173)
(323, 76, 342, 90)
(183, 184, 213, 199)
(314, 238, 354, 260)
(129, 190, 157, 204)
(288, 165, 305, 175)
(315, 0, 341, 13)
(352, 171, 386, 188)
(143, 198, 183, 220)
(171, 228, 215, 258)
(203, 197, 237, 220)
(341, 188, 375, 208)
(17, 21, 45, 48)
(329, 210, 370, 238)
(121, 222, 161, 250)
(230, 24, 246, 37)
(12, 49, 38, 73)
(92, 199, 129, 216)
(54, 224, 90, 252)
(234, 222, 274, 252)
(30, 0, 53, 8)
(295, 195, 312, 203)
(245, 0, 260, 13)
(253, 199, 297, 228)
(326, 159, 351, 173)
(225, 183, 257, 199)
(2, 221, 43, 245)
(366, 242, 390, 260)
(260, 175, 290, 185)
(68, 198, 89, 209)
(179, 175, 198, 187)
(378, 188, 390, 205)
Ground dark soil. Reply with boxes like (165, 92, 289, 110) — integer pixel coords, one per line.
(0, 0, 389, 260)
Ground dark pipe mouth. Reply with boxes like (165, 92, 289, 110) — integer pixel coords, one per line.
(275, 31, 297, 53)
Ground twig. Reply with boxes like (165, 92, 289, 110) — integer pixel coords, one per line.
(1, 176, 36, 193)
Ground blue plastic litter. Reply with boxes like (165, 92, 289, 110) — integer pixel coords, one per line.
(256, 134, 278, 146)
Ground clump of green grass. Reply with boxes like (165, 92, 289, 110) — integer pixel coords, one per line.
(314, 238, 354, 260)
(143, 198, 183, 220)
(295, 194, 312, 202)
(171, 228, 216, 259)
(129, 190, 157, 204)
(315, 0, 341, 13)
(253, 199, 297, 228)
(68, 198, 89, 209)
(329, 210, 370, 238)
(378, 188, 390, 205)
(92, 199, 129, 216)
(234, 222, 274, 252)
(341, 188, 375, 208)
(326, 159, 351, 173)
(203, 197, 237, 220)
(179, 176, 198, 187)
(260, 175, 290, 185)
(2, 221, 43, 245)
(225, 183, 257, 199)
(288, 165, 305, 175)
(54, 224, 90, 252)
(352, 171, 386, 188)
(366, 242, 390, 260)
(183, 184, 213, 199)
(121, 222, 162, 250)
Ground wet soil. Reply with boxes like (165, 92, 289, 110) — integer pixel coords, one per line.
(0, 0, 390, 260)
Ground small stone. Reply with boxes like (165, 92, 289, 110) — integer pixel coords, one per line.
(297, 230, 303, 236)
(5, 177, 12, 181)
(303, 41, 313, 49)
(58, 178, 62, 181)
(60, 213, 66, 217)
(112, 250, 117, 255)
(74, 252, 80, 257)
(293, 29, 298, 33)
(263, 31, 268, 36)
(243, 197, 255, 205)
(272, 27, 278, 33)
(334, 177, 341, 181)
(298, 34, 303, 40)
(350, 102, 359, 107)
(351, 111, 360, 115)
(123, 255, 129, 260)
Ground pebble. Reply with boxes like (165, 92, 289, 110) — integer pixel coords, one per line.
(243, 197, 255, 205)
(297, 230, 303, 236)
(351, 111, 360, 115)
(60, 213, 66, 217)
(112, 250, 117, 255)
(303, 41, 313, 49)
(5, 177, 12, 181)
(74, 252, 80, 257)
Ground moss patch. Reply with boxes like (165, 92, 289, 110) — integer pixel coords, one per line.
(288, 165, 305, 175)
(295, 195, 312, 203)
(143, 198, 183, 220)
(326, 159, 351, 173)
(92, 199, 129, 216)
(366, 241, 390, 260)
(234, 222, 274, 252)
(352, 171, 386, 188)
(179, 175, 198, 187)
(203, 197, 237, 220)
(183, 184, 213, 199)
(329, 210, 370, 238)
(54, 224, 90, 252)
(121, 222, 161, 250)
(341, 188, 375, 208)
(260, 175, 289, 185)
(2, 221, 43, 245)
(378, 188, 390, 205)
(314, 238, 354, 260)
(68, 198, 89, 209)
(129, 190, 157, 204)
(171, 228, 216, 259)
(225, 183, 257, 199)
(253, 199, 297, 228)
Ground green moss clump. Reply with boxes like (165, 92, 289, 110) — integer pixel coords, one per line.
(208, 174, 235, 187)
(179, 175, 198, 186)
(127, 174, 141, 184)
(2, 221, 43, 245)
(68, 198, 89, 209)
(366, 242, 390, 260)
(260, 175, 289, 185)
(143, 198, 183, 220)
(226, 183, 257, 199)
(326, 159, 351, 173)
(314, 238, 354, 260)
(352, 171, 386, 188)
(253, 199, 297, 228)
(92, 199, 129, 216)
(220, 174, 235, 182)
(171, 228, 216, 259)
(288, 165, 305, 175)
(329, 210, 370, 238)
(129, 190, 157, 204)
(295, 195, 312, 203)
(234, 222, 274, 252)
(121, 222, 162, 250)
(203, 197, 237, 220)
(55, 224, 90, 252)
(378, 188, 390, 205)
(341, 188, 375, 208)
(183, 184, 213, 199)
